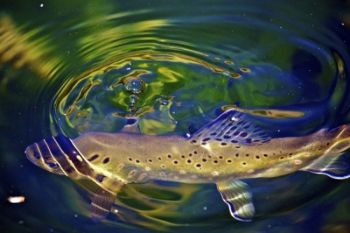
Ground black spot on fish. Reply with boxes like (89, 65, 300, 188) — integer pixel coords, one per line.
(235, 153, 239, 157)
(187, 159, 192, 164)
(173, 160, 178, 165)
(136, 159, 140, 163)
(128, 157, 133, 161)
(167, 154, 172, 158)
(231, 140, 238, 143)
(203, 138, 210, 142)
(263, 154, 268, 157)
(223, 135, 231, 139)
(221, 142, 227, 146)
(202, 158, 207, 162)
(242, 162, 247, 165)
(196, 163, 201, 168)
(240, 132, 248, 137)
(88, 154, 99, 162)
(227, 159, 232, 163)
(96, 174, 106, 182)
(191, 140, 197, 144)
(103, 157, 110, 164)
(255, 155, 260, 159)
(148, 159, 153, 163)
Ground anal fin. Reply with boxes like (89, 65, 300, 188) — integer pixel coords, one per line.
(216, 180, 255, 222)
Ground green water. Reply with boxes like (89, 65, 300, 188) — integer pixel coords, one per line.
(0, 1, 350, 232)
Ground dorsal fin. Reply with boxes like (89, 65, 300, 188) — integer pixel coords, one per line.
(190, 110, 270, 145)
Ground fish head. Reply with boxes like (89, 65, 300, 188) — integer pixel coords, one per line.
(25, 140, 65, 175)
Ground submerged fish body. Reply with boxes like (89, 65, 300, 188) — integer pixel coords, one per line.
(25, 110, 350, 221)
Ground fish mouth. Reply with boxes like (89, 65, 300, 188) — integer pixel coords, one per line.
(24, 144, 41, 166)
(25, 140, 65, 175)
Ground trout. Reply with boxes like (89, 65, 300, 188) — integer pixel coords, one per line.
(25, 110, 350, 221)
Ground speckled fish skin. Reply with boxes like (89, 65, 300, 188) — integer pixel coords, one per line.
(24, 109, 350, 221)
(72, 124, 350, 184)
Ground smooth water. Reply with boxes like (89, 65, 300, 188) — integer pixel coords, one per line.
(1, 1, 350, 232)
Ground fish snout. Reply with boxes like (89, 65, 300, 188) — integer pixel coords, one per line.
(25, 139, 66, 175)
(24, 144, 41, 165)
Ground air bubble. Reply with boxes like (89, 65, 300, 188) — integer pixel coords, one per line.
(124, 77, 145, 94)
(129, 94, 138, 106)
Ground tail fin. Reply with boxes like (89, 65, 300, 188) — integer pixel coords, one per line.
(327, 124, 350, 154)
(301, 124, 350, 180)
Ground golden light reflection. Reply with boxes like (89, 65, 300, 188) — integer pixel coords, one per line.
(114, 182, 202, 231)
(0, 15, 60, 79)
(222, 105, 305, 119)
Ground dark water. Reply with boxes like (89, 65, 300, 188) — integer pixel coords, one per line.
(1, 0, 350, 232)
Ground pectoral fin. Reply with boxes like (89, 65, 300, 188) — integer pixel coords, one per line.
(77, 177, 124, 221)
(216, 180, 255, 222)
(89, 188, 116, 220)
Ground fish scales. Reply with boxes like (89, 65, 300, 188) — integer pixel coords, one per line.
(72, 127, 333, 183)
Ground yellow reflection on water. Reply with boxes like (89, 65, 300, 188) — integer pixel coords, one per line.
(222, 105, 305, 119)
(0, 15, 61, 79)
(114, 182, 202, 231)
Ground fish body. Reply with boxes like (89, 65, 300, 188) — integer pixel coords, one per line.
(72, 130, 333, 183)
(25, 110, 350, 221)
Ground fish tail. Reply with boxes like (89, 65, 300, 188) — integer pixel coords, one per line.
(301, 124, 350, 180)
(334, 124, 350, 139)
(326, 124, 350, 154)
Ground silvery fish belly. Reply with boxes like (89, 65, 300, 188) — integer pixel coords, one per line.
(25, 109, 350, 222)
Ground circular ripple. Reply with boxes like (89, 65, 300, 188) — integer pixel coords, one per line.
(46, 4, 350, 229)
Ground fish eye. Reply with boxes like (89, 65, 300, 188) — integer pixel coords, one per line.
(47, 162, 58, 168)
